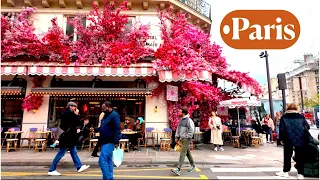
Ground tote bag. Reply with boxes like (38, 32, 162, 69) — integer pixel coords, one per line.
(113, 147, 124, 167)
(174, 140, 183, 152)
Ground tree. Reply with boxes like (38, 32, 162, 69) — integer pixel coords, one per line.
(304, 94, 319, 109)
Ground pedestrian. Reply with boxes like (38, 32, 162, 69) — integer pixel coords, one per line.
(91, 111, 104, 157)
(262, 114, 274, 143)
(78, 117, 91, 146)
(275, 111, 282, 146)
(171, 107, 196, 176)
(208, 111, 224, 151)
(94, 101, 121, 180)
(48, 102, 90, 176)
(276, 103, 310, 179)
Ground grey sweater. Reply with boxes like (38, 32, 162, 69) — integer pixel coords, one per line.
(175, 114, 195, 139)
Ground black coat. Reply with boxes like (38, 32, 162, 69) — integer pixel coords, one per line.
(59, 109, 81, 148)
(293, 138, 319, 177)
(279, 111, 310, 146)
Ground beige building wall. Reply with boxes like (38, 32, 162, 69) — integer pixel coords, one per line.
(287, 70, 319, 109)
(21, 76, 51, 142)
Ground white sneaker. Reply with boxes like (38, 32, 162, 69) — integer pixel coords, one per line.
(219, 147, 225, 151)
(297, 174, 304, 179)
(48, 171, 61, 176)
(276, 171, 289, 178)
(78, 165, 90, 173)
(214, 147, 218, 151)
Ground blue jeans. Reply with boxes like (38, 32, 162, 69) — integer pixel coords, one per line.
(49, 146, 82, 172)
(99, 144, 115, 180)
(266, 127, 273, 142)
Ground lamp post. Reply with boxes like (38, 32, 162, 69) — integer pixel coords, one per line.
(260, 51, 275, 120)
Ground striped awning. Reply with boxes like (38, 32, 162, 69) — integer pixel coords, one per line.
(219, 98, 261, 108)
(30, 87, 152, 96)
(158, 70, 212, 82)
(1, 62, 156, 77)
(1, 66, 27, 75)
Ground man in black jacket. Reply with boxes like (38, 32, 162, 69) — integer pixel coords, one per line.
(48, 102, 90, 176)
(95, 101, 121, 180)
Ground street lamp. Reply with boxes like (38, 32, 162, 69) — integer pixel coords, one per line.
(260, 51, 275, 120)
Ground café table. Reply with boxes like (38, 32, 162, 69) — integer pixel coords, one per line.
(121, 131, 137, 151)
(4, 131, 24, 152)
(34, 131, 51, 152)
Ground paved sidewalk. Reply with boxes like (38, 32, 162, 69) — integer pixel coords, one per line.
(1, 143, 284, 167)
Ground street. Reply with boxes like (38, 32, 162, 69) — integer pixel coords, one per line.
(0, 164, 309, 179)
(1, 129, 318, 179)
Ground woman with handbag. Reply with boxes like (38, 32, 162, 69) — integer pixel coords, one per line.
(276, 103, 310, 179)
(48, 102, 90, 176)
(208, 111, 224, 151)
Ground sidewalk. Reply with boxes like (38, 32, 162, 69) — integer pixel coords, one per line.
(1, 143, 284, 167)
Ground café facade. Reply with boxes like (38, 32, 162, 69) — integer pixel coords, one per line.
(1, 61, 174, 134)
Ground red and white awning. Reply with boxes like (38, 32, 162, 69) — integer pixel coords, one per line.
(158, 70, 212, 83)
(1, 66, 27, 75)
(1, 62, 156, 77)
(219, 98, 261, 108)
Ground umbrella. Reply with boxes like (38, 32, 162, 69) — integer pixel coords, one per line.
(219, 98, 261, 135)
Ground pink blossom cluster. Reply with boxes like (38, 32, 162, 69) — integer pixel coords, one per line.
(1, 7, 47, 59)
(70, 0, 153, 66)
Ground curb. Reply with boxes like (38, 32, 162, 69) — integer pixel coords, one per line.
(1, 160, 244, 167)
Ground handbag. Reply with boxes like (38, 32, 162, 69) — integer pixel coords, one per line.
(58, 127, 70, 141)
(174, 140, 183, 152)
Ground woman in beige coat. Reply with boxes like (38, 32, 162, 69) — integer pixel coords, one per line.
(208, 111, 224, 151)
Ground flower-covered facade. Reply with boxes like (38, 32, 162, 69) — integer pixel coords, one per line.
(1, 0, 261, 142)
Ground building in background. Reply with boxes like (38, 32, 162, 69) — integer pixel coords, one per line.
(286, 54, 319, 110)
(1, 0, 211, 135)
(260, 77, 289, 115)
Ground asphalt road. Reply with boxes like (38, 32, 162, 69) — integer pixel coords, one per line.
(1, 163, 317, 179)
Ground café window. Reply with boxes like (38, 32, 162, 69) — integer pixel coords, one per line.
(47, 80, 147, 128)
(1, 79, 26, 130)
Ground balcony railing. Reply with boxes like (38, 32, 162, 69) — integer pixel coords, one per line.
(178, 0, 211, 20)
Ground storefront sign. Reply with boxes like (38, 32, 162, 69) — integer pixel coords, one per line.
(145, 35, 161, 50)
(166, 85, 178, 102)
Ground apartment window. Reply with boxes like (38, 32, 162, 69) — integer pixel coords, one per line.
(315, 70, 319, 75)
(125, 18, 134, 34)
(65, 17, 86, 41)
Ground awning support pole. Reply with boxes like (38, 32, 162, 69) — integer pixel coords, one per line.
(92, 76, 97, 88)
(49, 75, 56, 87)
(7, 75, 18, 87)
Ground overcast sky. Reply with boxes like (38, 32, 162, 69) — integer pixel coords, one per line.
(208, 0, 320, 85)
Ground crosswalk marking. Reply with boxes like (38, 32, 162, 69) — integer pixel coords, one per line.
(216, 176, 296, 179)
(211, 167, 298, 180)
(210, 167, 297, 173)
